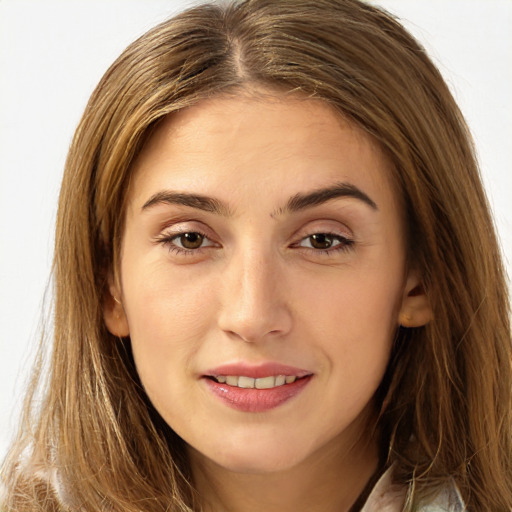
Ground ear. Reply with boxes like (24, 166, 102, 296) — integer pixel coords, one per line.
(398, 270, 432, 328)
(103, 277, 130, 337)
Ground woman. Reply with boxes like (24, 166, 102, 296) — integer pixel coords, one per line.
(2, 0, 511, 510)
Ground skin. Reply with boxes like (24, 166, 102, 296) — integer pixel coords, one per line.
(104, 90, 431, 512)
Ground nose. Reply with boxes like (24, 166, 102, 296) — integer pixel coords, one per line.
(217, 247, 293, 343)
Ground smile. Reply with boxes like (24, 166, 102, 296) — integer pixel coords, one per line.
(213, 375, 298, 389)
(204, 366, 312, 412)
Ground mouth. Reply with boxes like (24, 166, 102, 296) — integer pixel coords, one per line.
(202, 364, 313, 413)
(207, 374, 304, 389)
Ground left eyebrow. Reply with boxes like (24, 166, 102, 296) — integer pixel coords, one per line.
(275, 182, 378, 216)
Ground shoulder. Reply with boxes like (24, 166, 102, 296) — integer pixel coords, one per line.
(361, 467, 466, 512)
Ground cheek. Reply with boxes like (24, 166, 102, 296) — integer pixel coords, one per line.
(302, 262, 402, 340)
(125, 254, 214, 328)
(121, 260, 215, 391)
(298, 260, 403, 390)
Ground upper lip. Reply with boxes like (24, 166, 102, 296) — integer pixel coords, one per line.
(203, 362, 312, 379)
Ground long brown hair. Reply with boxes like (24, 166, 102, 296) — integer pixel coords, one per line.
(2, 0, 511, 510)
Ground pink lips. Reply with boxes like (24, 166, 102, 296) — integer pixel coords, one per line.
(203, 362, 313, 413)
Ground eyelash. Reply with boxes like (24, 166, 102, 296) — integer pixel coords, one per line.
(155, 230, 354, 257)
(155, 230, 214, 256)
(295, 233, 354, 255)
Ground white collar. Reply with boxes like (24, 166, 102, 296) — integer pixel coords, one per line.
(360, 466, 466, 512)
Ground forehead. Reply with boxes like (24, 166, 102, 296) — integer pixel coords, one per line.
(128, 91, 399, 217)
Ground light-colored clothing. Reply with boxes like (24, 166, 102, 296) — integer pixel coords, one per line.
(7, 463, 466, 511)
(361, 467, 466, 511)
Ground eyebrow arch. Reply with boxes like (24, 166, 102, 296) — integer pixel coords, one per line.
(142, 191, 231, 216)
(278, 181, 378, 215)
(141, 182, 377, 217)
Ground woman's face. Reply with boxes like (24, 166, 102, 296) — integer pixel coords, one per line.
(105, 91, 426, 475)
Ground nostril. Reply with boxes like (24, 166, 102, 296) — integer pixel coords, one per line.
(217, 287, 293, 342)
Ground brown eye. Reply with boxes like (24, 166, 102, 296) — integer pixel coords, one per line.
(178, 232, 204, 249)
(309, 234, 334, 249)
(159, 229, 216, 254)
(297, 232, 353, 253)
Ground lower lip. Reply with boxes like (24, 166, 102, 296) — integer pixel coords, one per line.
(203, 376, 312, 413)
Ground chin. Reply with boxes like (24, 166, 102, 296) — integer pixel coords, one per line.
(189, 434, 311, 475)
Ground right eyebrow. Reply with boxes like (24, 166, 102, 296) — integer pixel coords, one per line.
(141, 190, 232, 216)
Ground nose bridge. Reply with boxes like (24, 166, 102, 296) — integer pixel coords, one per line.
(218, 241, 291, 342)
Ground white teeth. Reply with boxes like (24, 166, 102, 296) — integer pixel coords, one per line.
(238, 376, 255, 388)
(214, 374, 300, 389)
(275, 375, 286, 386)
(226, 376, 238, 386)
(255, 376, 275, 389)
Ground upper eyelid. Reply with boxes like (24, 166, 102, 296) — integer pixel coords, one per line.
(158, 220, 216, 238)
(292, 222, 354, 241)
(294, 233, 354, 249)
(156, 230, 214, 244)
(154, 218, 355, 243)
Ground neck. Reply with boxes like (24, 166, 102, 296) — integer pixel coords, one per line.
(189, 423, 381, 512)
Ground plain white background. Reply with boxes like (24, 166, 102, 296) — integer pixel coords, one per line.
(0, 0, 511, 460)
